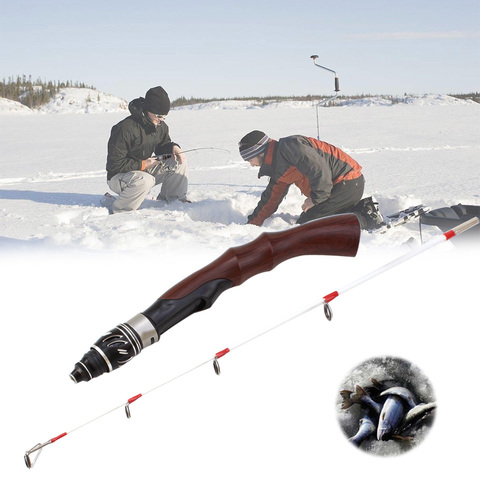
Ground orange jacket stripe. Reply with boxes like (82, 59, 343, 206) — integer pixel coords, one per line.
(249, 181, 290, 226)
(278, 165, 311, 197)
(307, 138, 362, 184)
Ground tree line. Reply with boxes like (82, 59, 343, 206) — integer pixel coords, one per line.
(0, 75, 96, 108)
(172, 92, 480, 107)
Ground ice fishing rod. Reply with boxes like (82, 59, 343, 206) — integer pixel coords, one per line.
(179, 147, 231, 155)
(69, 214, 360, 384)
(156, 147, 231, 170)
(310, 54, 340, 140)
(157, 147, 230, 161)
(24, 216, 478, 468)
(157, 147, 231, 159)
(24, 215, 479, 468)
(25, 214, 361, 468)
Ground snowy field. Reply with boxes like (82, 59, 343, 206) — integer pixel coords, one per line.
(0, 95, 479, 253)
(1, 97, 479, 480)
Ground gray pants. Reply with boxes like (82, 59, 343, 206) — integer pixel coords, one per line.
(107, 162, 188, 213)
(296, 175, 365, 225)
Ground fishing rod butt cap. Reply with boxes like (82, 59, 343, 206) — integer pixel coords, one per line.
(69, 314, 159, 383)
(69, 363, 94, 383)
(69, 348, 109, 383)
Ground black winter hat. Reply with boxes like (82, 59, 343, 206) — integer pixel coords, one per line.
(238, 130, 271, 161)
(144, 86, 171, 115)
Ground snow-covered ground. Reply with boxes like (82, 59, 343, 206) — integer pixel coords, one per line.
(1, 94, 478, 253)
(1, 95, 479, 480)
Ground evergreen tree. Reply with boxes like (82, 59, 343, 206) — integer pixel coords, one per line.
(0, 75, 97, 107)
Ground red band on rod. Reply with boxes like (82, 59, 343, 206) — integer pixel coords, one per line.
(444, 230, 455, 241)
(50, 433, 67, 443)
(128, 394, 143, 404)
(323, 291, 339, 304)
(215, 348, 230, 359)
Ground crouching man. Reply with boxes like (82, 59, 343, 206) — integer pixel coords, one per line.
(239, 130, 382, 229)
(105, 86, 188, 213)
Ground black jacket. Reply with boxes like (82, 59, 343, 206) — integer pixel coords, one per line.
(106, 98, 177, 180)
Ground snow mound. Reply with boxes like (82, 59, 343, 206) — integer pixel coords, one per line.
(402, 93, 476, 106)
(336, 94, 476, 107)
(336, 97, 398, 107)
(174, 100, 288, 110)
(38, 88, 128, 114)
(174, 94, 476, 111)
(0, 97, 34, 115)
(175, 99, 326, 111)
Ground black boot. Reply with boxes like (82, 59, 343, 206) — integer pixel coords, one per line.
(352, 197, 385, 230)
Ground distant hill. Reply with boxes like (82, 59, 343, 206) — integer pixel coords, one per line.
(0, 75, 97, 108)
(1, 80, 478, 115)
(172, 92, 480, 108)
(0, 87, 127, 114)
(171, 94, 478, 111)
(38, 88, 127, 114)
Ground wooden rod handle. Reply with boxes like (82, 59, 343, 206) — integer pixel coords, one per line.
(160, 214, 360, 300)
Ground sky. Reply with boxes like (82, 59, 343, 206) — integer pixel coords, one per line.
(1, 0, 479, 101)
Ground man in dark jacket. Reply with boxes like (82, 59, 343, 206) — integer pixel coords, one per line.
(105, 86, 188, 213)
(239, 130, 379, 228)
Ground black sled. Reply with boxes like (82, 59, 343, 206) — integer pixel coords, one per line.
(420, 204, 480, 242)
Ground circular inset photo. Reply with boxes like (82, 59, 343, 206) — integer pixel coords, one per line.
(337, 356, 436, 456)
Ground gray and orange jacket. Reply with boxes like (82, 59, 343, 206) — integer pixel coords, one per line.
(247, 135, 362, 226)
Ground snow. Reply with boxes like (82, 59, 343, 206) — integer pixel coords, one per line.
(1, 93, 479, 480)
(0, 97, 35, 114)
(0, 93, 478, 252)
(173, 93, 476, 110)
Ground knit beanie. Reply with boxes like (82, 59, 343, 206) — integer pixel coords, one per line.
(144, 86, 171, 115)
(238, 130, 271, 161)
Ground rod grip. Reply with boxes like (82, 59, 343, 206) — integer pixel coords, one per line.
(160, 214, 360, 300)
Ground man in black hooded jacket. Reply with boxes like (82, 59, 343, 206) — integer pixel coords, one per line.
(105, 86, 188, 213)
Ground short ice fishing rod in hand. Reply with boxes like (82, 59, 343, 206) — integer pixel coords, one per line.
(156, 147, 231, 171)
(310, 54, 340, 140)
(25, 215, 478, 468)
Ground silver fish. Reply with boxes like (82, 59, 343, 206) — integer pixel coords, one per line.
(380, 386, 418, 409)
(377, 395, 405, 440)
(349, 412, 376, 447)
(400, 402, 437, 432)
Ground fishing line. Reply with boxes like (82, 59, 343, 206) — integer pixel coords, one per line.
(179, 147, 231, 155)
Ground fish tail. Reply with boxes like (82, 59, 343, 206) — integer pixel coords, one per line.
(340, 390, 354, 409)
(371, 378, 382, 388)
(351, 385, 367, 404)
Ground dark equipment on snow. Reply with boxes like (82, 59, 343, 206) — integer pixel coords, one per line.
(70, 214, 361, 383)
(420, 204, 480, 243)
(351, 197, 385, 230)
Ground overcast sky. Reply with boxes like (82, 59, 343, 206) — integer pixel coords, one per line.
(1, 0, 479, 101)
